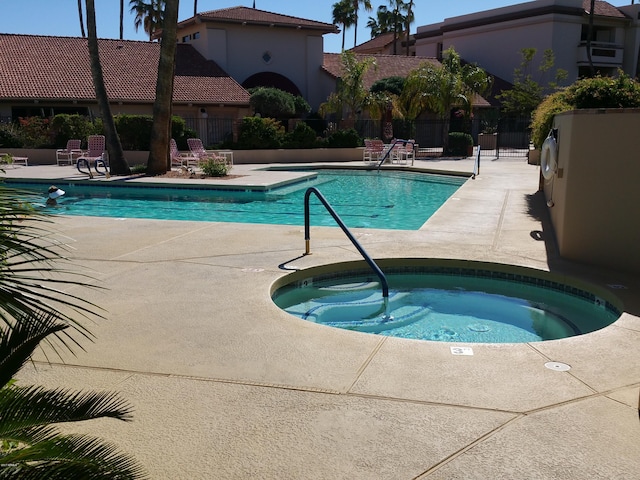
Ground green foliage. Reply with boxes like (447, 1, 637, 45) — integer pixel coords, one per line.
(0, 153, 13, 165)
(319, 51, 376, 124)
(370, 76, 405, 96)
(15, 117, 53, 148)
(50, 114, 96, 148)
(284, 122, 319, 149)
(325, 128, 361, 148)
(530, 92, 573, 149)
(0, 185, 146, 478)
(250, 87, 296, 118)
(446, 132, 473, 156)
(114, 115, 153, 150)
(236, 117, 285, 149)
(497, 48, 568, 116)
(568, 72, 640, 109)
(530, 72, 640, 148)
(0, 124, 22, 148)
(201, 158, 229, 177)
(170, 116, 196, 150)
(293, 95, 312, 116)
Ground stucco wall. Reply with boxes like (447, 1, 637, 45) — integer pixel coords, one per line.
(545, 109, 640, 274)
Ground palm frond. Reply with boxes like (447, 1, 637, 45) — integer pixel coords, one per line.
(0, 433, 147, 479)
(0, 385, 134, 439)
(0, 312, 68, 386)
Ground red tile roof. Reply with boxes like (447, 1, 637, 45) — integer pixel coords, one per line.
(323, 53, 441, 91)
(349, 32, 396, 54)
(0, 34, 250, 105)
(584, 0, 626, 18)
(186, 6, 338, 33)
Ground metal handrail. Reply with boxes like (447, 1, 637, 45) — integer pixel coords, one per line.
(376, 139, 415, 170)
(303, 187, 389, 298)
(472, 144, 481, 179)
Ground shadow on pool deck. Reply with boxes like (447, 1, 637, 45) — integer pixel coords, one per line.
(9, 159, 640, 479)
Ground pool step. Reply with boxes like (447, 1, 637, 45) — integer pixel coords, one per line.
(303, 292, 430, 333)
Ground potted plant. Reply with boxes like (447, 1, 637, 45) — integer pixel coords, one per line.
(478, 121, 498, 150)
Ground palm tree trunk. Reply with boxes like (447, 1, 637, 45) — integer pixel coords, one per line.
(405, 0, 413, 56)
(120, 0, 124, 39)
(587, 0, 595, 76)
(147, 0, 179, 175)
(194, 0, 198, 16)
(77, 0, 86, 37)
(86, 0, 130, 176)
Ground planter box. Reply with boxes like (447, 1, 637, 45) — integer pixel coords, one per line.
(547, 108, 640, 274)
(478, 133, 497, 150)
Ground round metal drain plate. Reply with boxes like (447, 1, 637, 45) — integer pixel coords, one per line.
(545, 361, 571, 371)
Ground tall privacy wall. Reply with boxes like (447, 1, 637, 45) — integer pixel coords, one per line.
(546, 109, 640, 274)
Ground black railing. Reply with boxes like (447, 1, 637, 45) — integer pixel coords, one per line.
(304, 187, 389, 299)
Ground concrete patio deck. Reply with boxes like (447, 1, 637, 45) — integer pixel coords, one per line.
(7, 157, 640, 479)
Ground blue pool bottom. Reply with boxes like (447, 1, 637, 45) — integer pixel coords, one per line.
(272, 264, 621, 344)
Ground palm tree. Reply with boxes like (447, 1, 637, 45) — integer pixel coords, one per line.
(0, 186, 146, 478)
(194, 0, 198, 16)
(77, 0, 86, 37)
(332, 0, 356, 52)
(586, 0, 596, 76)
(86, 0, 131, 176)
(366, 5, 394, 38)
(351, 0, 372, 47)
(147, 0, 179, 175)
(402, 48, 492, 152)
(129, 0, 166, 41)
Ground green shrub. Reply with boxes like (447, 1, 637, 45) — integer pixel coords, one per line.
(114, 115, 153, 150)
(530, 72, 640, 148)
(236, 117, 285, 149)
(50, 114, 96, 148)
(446, 132, 473, 156)
(0, 123, 23, 148)
(283, 122, 318, 148)
(530, 91, 572, 149)
(325, 128, 361, 148)
(170, 116, 197, 150)
(16, 117, 52, 148)
(250, 88, 296, 118)
(201, 158, 228, 177)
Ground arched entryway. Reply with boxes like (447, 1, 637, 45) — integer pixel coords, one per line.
(242, 72, 301, 96)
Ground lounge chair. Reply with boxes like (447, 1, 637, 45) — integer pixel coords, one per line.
(77, 135, 108, 177)
(363, 139, 385, 164)
(56, 139, 83, 166)
(393, 141, 416, 166)
(170, 139, 199, 168)
(187, 138, 232, 166)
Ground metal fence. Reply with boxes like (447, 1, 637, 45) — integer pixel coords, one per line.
(184, 117, 235, 146)
(354, 115, 531, 158)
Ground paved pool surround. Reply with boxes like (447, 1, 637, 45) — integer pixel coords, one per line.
(7, 158, 640, 479)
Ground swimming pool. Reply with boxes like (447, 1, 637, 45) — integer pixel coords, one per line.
(8, 170, 465, 230)
(272, 260, 622, 343)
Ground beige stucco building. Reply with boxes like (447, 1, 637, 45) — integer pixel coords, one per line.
(415, 0, 640, 87)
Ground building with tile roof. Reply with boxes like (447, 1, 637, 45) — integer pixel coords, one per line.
(0, 34, 250, 123)
(174, 6, 339, 111)
(415, 0, 640, 87)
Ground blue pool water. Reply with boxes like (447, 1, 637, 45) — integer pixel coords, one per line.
(272, 266, 621, 343)
(8, 170, 465, 230)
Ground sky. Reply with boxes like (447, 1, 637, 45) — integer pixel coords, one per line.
(0, 0, 631, 53)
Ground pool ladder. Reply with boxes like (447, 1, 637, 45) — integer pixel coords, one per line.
(303, 187, 389, 300)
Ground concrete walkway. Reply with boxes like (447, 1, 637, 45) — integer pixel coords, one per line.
(9, 157, 640, 479)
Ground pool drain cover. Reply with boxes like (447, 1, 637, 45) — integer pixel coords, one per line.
(545, 361, 571, 371)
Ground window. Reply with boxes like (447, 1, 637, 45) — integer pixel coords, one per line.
(193, 32, 200, 40)
(182, 35, 191, 43)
